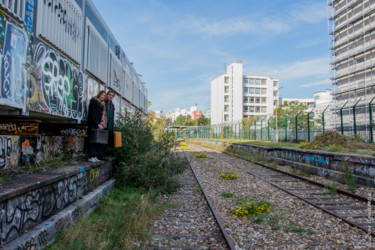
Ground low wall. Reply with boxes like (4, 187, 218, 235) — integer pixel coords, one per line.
(0, 159, 115, 246)
(191, 139, 375, 187)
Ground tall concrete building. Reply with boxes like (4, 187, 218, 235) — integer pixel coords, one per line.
(211, 60, 279, 125)
(328, 0, 375, 130)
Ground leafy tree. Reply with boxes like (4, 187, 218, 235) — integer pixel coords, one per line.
(269, 101, 322, 130)
(173, 114, 194, 126)
(197, 114, 211, 126)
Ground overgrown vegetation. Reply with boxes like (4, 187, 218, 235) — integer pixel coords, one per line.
(220, 172, 238, 180)
(50, 187, 160, 249)
(231, 198, 272, 218)
(195, 153, 208, 158)
(344, 163, 356, 192)
(112, 110, 187, 194)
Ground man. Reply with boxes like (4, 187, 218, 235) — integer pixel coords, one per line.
(105, 90, 115, 155)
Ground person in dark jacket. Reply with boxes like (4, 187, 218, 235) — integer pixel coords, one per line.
(87, 90, 107, 162)
(105, 90, 115, 148)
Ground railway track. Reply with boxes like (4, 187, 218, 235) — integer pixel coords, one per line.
(188, 142, 375, 238)
(182, 150, 236, 250)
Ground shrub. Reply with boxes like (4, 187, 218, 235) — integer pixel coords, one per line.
(180, 142, 187, 146)
(231, 199, 272, 217)
(113, 110, 187, 193)
(195, 153, 208, 158)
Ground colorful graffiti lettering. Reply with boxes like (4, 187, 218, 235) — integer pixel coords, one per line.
(0, 11, 6, 53)
(0, 22, 30, 114)
(0, 136, 20, 169)
(31, 42, 86, 121)
(24, 0, 36, 34)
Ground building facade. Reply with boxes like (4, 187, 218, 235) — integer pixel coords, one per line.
(0, 0, 147, 169)
(328, 0, 375, 132)
(211, 60, 279, 125)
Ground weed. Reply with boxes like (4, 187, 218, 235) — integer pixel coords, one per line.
(220, 172, 237, 180)
(344, 163, 356, 192)
(195, 153, 208, 158)
(193, 187, 202, 193)
(231, 198, 272, 217)
(221, 193, 234, 198)
(292, 168, 311, 177)
(288, 223, 305, 234)
(180, 142, 187, 147)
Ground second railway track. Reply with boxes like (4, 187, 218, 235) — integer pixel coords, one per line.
(183, 142, 374, 248)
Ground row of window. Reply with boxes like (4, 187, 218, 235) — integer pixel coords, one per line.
(244, 97, 267, 104)
(243, 78, 266, 85)
(244, 88, 267, 95)
(244, 106, 267, 113)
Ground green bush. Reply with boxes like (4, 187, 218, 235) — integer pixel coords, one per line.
(113, 111, 187, 193)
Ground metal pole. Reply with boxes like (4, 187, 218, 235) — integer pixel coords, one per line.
(322, 105, 329, 133)
(340, 101, 349, 135)
(255, 119, 257, 140)
(353, 98, 362, 136)
(307, 108, 315, 142)
(295, 111, 303, 142)
(261, 117, 266, 141)
(285, 114, 289, 141)
(369, 97, 375, 143)
(268, 116, 273, 141)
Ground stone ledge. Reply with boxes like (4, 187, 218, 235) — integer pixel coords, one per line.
(4, 179, 115, 250)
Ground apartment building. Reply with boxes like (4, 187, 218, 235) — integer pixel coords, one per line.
(328, 0, 375, 129)
(211, 60, 279, 125)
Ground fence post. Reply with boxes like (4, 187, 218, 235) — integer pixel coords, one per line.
(295, 111, 303, 142)
(340, 101, 348, 135)
(254, 119, 257, 140)
(370, 97, 375, 143)
(307, 108, 314, 142)
(285, 114, 289, 141)
(322, 105, 329, 133)
(268, 116, 273, 141)
(261, 117, 266, 141)
(353, 98, 362, 136)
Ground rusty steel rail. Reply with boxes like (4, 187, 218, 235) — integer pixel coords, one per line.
(190, 143, 375, 237)
(182, 150, 236, 250)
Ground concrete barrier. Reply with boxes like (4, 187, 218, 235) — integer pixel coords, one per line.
(0, 159, 115, 247)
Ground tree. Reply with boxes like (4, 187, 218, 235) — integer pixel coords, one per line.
(197, 114, 211, 126)
(269, 101, 322, 131)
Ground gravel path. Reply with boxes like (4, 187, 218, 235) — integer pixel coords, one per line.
(185, 144, 373, 249)
(146, 152, 228, 249)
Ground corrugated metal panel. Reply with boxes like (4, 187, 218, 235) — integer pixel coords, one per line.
(132, 81, 139, 108)
(85, 18, 107, 83)
(36, 0, 82, 63)
(124, 72, 132, 102)
(109, 50, 125, 95)
(0, 0, 25, 21)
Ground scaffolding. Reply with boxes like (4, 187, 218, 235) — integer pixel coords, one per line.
(328, 0, 375, 138)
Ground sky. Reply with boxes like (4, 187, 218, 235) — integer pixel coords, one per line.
(91, 0, 330, 113)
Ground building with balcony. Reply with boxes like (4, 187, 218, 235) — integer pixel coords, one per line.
(211, 60, 279, 125)
(328, 0, 375, 135)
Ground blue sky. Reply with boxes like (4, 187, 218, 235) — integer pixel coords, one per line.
(91, 0, 330, 113)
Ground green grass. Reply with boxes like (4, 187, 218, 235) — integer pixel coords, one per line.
(221, 192, 234, 198)
(50, 187, 161, 249)
(200, 138, 298, 148)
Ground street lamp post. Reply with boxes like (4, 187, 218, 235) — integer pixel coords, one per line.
(195, 103, 198, 138)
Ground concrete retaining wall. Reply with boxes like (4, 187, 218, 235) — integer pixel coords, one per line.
(192, 139, 375, 187)
(0, 159, 115, 246)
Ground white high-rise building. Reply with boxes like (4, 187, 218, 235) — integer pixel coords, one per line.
(328, 1, 375, 131)
(211, 60, 279, 125)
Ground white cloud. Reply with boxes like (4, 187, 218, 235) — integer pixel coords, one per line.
(300, 79, 331, 88)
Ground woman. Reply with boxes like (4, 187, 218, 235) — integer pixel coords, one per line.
(87, 90, 107, 162)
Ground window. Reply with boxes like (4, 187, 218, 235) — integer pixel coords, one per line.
(250, 106, 255, 112)
(249, 88, 254, 94)
(255, 79, 261, 85)
(244, 97, 248, 103)
(256, 97, 260, 103)
(256, 106, 260, 113)
(274, 90, 278, 96)
(261, 107, 267, 113)
(274, 100, 278, 106)
(224, 95, 229, 102)
(261, 97, 267, 103)
(244, 106, 248, 112)
(224, 114, 229, 121)
(243, 78, 248, 84)
(224, 76, 229, 83)
(249, 78, 255, 85)
(250, 97, 254, 103)
(255, 88, 260, 94)
(225, 86, 229, 93)
(261, 79, 266, 85)
(224, 105, 229, 112)
(273, 81, 278, 87)
(261, 88, 267, 94)
(243, 87, 248, 94)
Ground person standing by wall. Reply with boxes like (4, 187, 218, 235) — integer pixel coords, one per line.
(105, 90, 116, 150)
(87, 90, 107, 162)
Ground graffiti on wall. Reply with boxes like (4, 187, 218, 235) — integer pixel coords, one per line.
(0, 136, 20, 169)
(30, 42, 86, 121)
(24, 0, 36, 34)
(0, 11, 6, 53)
(0, 121, 39, 135)
(0, 22, 30, 114)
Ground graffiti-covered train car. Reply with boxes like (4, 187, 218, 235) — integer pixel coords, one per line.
(0, 0, 148, 168)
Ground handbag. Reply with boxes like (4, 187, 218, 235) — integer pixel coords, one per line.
(91, 128, 109, 144)
(113, 131, 122, 148)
